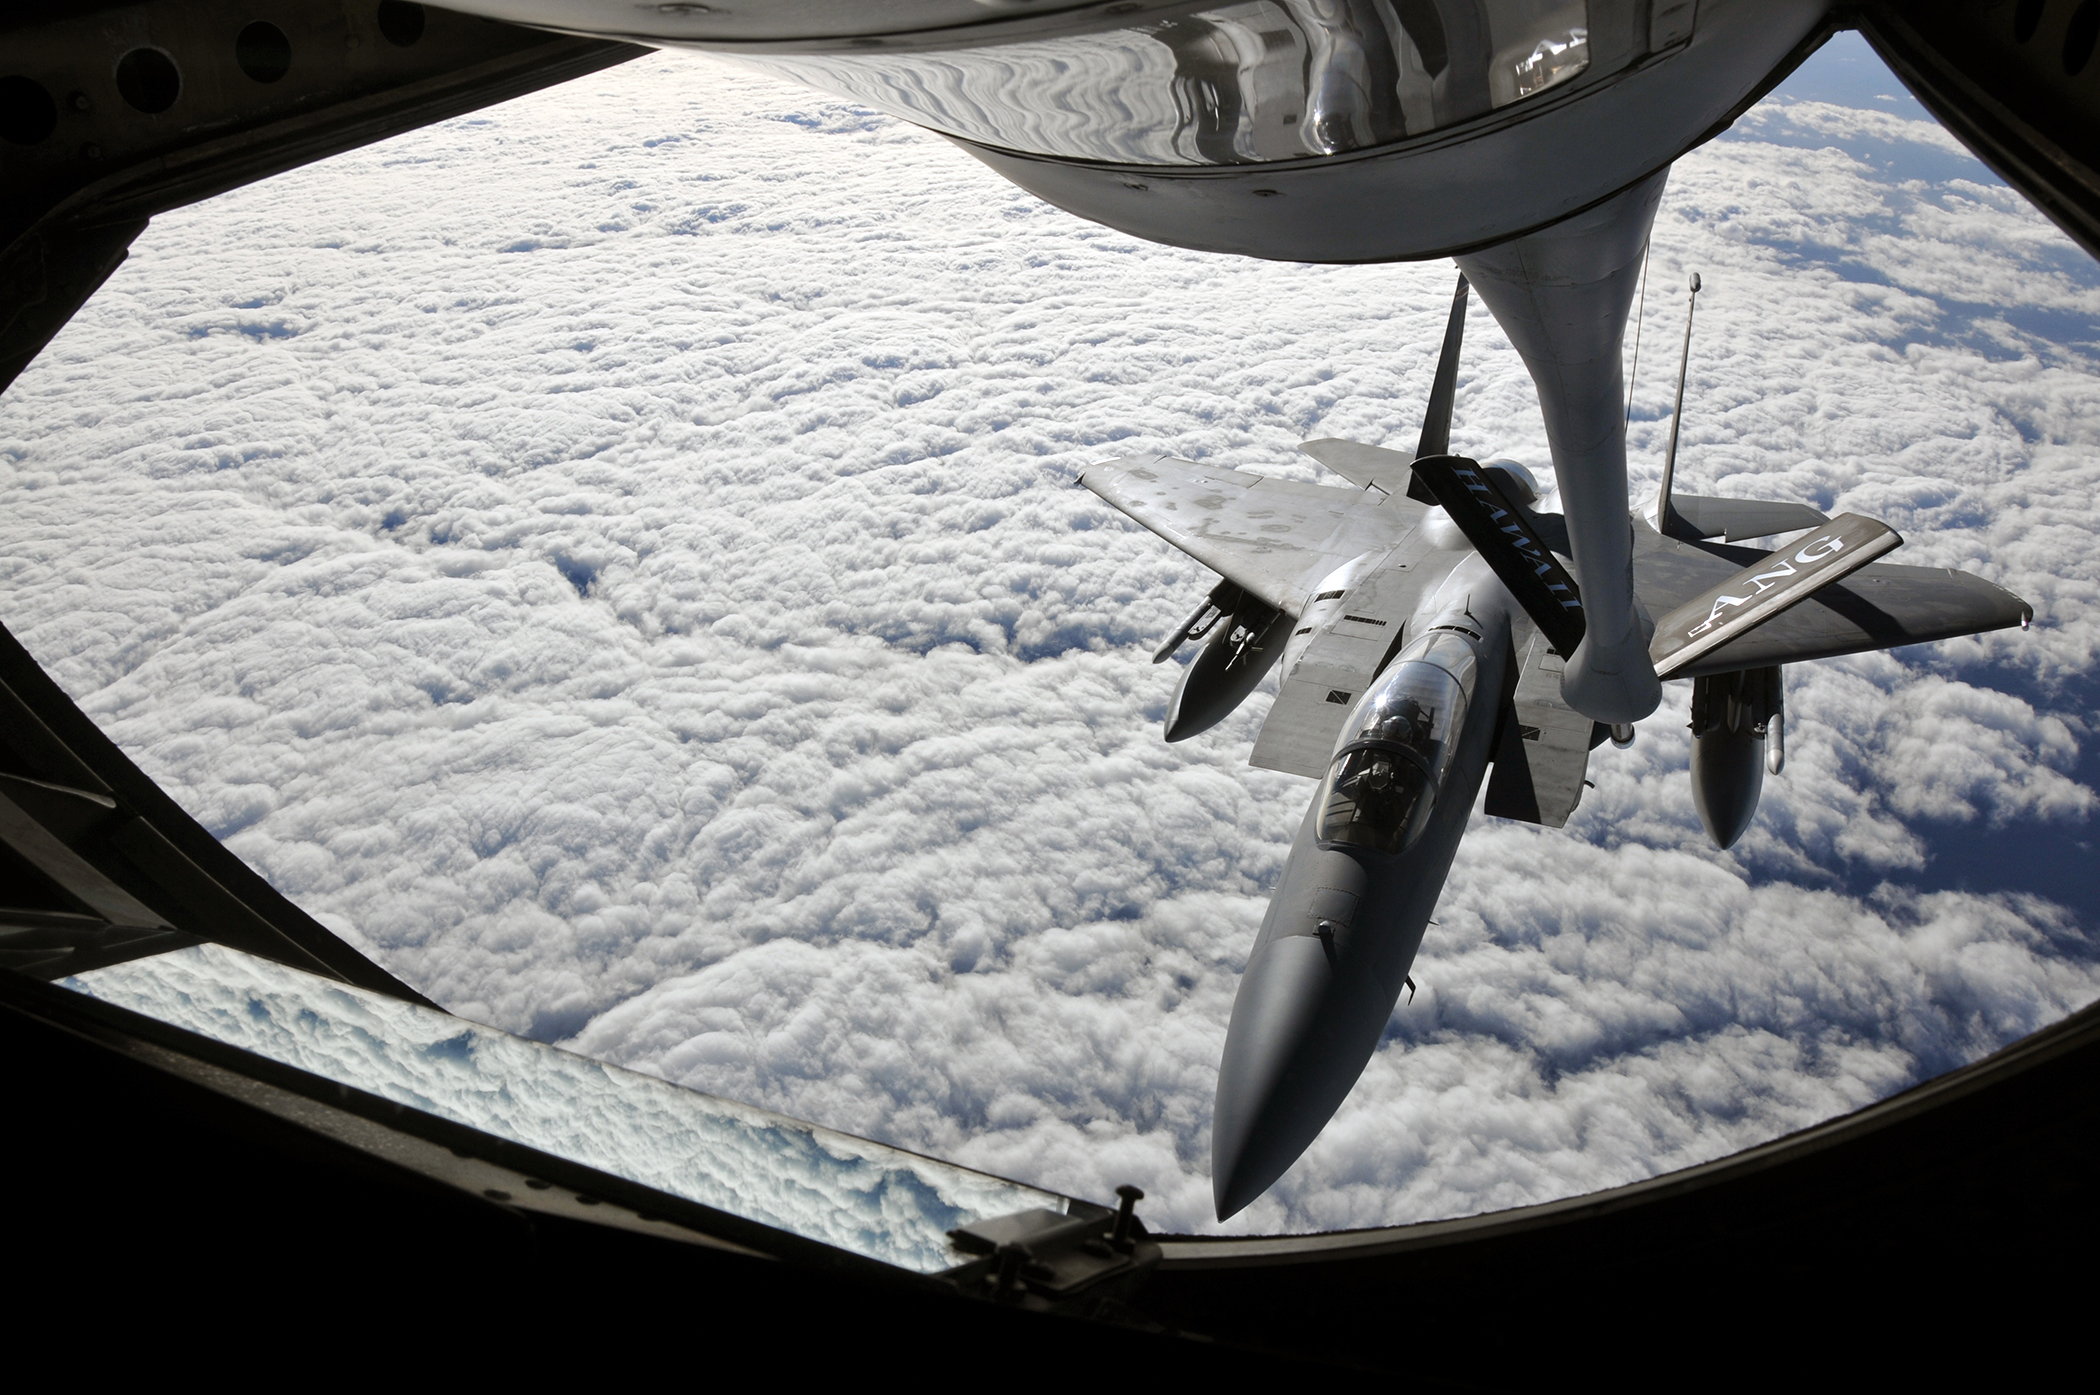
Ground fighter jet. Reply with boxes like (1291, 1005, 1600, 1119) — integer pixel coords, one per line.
(1082, 273, 2032, 1218)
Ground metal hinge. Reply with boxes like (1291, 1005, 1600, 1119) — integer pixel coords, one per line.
(942, 1184, 1159, 1310)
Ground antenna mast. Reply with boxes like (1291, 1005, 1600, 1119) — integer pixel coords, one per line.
(1656, 271, 1701, 539)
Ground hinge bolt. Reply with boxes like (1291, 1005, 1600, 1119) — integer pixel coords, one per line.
(993, 1242, 1029, 1299)
(1111, 1184, 1145, 1247)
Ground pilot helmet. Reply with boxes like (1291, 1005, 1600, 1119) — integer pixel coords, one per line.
(1483, 459, 1542, 506)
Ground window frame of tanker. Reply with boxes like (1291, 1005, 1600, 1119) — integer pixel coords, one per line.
(11, 905, 2100, 1376)
(3, 0, 2097, 1378)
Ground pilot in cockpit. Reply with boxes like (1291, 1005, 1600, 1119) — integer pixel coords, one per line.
(1319, 649, 1470, 856)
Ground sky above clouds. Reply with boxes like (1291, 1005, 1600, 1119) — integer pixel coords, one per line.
(9, 33, 2098, 1235)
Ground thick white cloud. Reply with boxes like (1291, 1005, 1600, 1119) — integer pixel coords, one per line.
(12, 37, 2097, 1235)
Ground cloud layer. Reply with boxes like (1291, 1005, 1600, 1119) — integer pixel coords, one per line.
(11, 35, 2096, 1234)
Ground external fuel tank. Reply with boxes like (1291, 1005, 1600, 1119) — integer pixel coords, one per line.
(1688, 667, 1782, 849)
(1165, 605, 1292, 742)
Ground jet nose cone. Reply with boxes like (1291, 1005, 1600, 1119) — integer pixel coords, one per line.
(1211, 935, 1340, 1221)
(1213, 1160, 1269, 1224)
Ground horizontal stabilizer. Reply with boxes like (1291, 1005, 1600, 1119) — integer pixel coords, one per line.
(1667, 495, 1831, 542)
(1650, 514, 1902, 678)
(1298, 438, 1417, 495)
(1408, 455, 1586, 657)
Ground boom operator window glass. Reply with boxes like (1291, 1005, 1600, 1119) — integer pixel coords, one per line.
(57, 942, 1065, 1273)
(739, 0, 1593, 167)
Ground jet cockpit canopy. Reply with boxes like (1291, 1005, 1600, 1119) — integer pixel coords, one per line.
(1316, 626, 1479, 854)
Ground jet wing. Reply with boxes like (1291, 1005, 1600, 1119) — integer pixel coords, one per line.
(1632, 524, 2031, 677)
(1650, 514, 1905, 679)
(1081, 454, 1419, 615)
